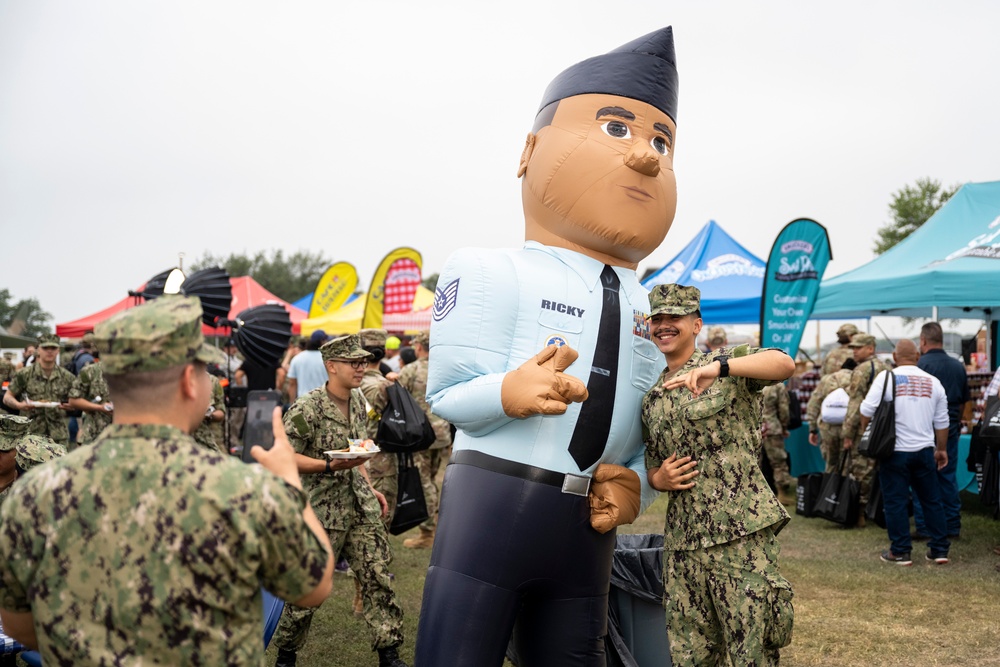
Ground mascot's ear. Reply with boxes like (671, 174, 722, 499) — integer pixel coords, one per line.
(517, 133, 536, 178)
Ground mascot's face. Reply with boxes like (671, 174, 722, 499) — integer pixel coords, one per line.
(520, 93, 677, 267)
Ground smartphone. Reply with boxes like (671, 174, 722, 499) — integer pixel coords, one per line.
(241, 390, 282, 463)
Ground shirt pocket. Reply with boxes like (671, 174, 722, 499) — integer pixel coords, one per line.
(683, 389, 728, 422)
(536, 309, 583, 350)
(631, 336, 662, 391)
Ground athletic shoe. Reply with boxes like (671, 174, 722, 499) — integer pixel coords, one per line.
(925, 550, 949, 565)
(880, 550, 912, 566)
(334, 557, 350, 574)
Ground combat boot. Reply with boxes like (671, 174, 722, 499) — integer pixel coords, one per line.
(377, 646, 409, 667)
(856, 504, 867, 528)
(777, 485, 794, 506)
(402, 527, 434, 549)
(274, 648, 297, 667)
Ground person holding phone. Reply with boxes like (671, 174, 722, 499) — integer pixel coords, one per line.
(273, 333, 408, 667)
(0, 295, 335, 665)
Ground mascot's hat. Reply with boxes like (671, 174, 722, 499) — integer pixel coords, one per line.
(537, 26, 678, 123)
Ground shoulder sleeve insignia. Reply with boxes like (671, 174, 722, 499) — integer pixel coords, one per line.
(432, 278, 460, 322)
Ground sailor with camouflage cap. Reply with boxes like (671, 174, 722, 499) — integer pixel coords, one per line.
(641, 283, 796, 666)
(274, 333, 409, 667)
(0, 295, 335, 664)
(3, 333, 75, 445)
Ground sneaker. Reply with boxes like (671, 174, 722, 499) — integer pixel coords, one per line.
(334, 557, 351, 574)
(880, 550, 912, 566)
(925, 550, 949, 565)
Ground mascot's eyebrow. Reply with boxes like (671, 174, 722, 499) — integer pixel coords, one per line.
(595, 106, 635, 121)
(653, 123, 674, 144)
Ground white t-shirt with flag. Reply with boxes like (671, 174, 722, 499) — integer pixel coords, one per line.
(860, 365, 948, 452)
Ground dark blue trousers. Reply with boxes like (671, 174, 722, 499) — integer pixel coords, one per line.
(880, 447, 950, 558)
(414, 459, 615, 667)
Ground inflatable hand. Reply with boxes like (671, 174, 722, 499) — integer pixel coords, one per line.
(500, 344, 589, 418)
(588, 464, 641, 534)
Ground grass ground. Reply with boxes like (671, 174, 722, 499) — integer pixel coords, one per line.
(266, 482, 1000, 667)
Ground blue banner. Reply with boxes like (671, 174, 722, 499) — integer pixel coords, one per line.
(759, 218, 832, 358)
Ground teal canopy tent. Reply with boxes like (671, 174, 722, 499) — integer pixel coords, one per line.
(813, 180, 1000, 320)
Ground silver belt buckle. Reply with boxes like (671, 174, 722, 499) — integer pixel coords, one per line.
(561, 473, 591, 496)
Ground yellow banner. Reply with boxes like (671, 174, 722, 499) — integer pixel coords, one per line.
(361, 247, 422, 329)
(308, 262, 359, 318)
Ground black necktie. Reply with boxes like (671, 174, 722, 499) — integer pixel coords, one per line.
(568, 264, 620, 470)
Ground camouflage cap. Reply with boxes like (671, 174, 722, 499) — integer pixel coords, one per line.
(649, 284, 701, 317)
(0, 415, 31, 452)
(37, 332, 60, 348)
(847, 333, 876, 348)
(411, 331, 430, 348)
(320, 334, 374, 362)
(837, 323, 859, 337)
(358, 328, 388, 349)
(14, 434, 66, 472)
(81, 332, 97, 348)
(707, 326, 727, 344)
(95, 295, 217, 374)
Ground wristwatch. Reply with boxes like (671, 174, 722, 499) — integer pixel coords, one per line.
(325, 458, 333, 474)
(716, 355, 731, 378)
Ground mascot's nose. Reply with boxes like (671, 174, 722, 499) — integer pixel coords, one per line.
(625, 143, 660, 177)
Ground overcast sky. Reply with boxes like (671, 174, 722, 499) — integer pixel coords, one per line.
(2, 1, 998, 344)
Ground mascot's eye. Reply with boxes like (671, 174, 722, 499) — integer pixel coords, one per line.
(601, 120, 631, 139)
(651, 136, 669, 155)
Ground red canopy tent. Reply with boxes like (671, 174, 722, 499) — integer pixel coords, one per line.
(56, 276, 307, 338)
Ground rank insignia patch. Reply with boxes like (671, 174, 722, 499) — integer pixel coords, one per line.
(433, 278, 460, 321)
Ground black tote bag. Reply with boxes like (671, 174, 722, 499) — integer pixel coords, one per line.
(376, 382, 436, 454)
(389, 453, 429, 535)
(813, 451, 860, 527)
(858, 371, 896, 461)
(795, 472, 824, 518)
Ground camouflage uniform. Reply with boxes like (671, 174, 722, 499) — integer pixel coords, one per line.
(821, 345, 854, 377)
(360, 367, 398, 529)
(7, 358, 75, 445)
(842, 346, 893, 506)
(68, 362, 113, 445)
(0, 296, 330, 666)
(276, 378, 404, 653)
(397, 345, 452, 536)
(761, 382, 792, 490)
(805, 369, 853, 472)
(0, 415, 31, 510)
(191, 374, 227, 454)
(643, 343, 793, 667)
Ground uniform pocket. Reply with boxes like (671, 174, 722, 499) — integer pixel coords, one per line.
(683, 390, 727, 421)
(764, 574, 795, 650)
(630, 336, 662, 390)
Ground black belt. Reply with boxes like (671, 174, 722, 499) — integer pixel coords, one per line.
(450, 449, 592, 496)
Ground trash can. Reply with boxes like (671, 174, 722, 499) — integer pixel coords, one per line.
(607, 533, 671, 667)
(505, 533, 671, 666)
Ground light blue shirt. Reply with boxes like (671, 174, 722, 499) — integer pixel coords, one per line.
(427, 242, 664, 511)
(288, 350, 327, 396)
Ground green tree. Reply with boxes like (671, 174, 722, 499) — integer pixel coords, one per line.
(190, 250, 332, 302)
(421, 273, 439, 293)
(873, 177, 960, 255)
(0, 289, 52, 339)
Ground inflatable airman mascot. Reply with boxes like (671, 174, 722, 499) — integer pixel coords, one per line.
(417, 27, 680, 666)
